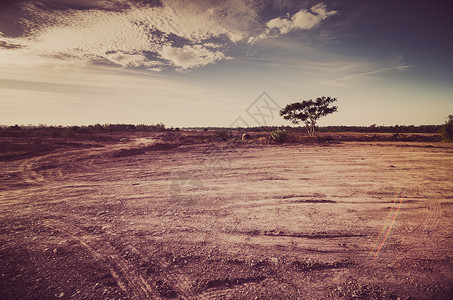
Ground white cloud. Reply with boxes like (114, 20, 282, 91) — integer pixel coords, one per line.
(249, 4, 336, 44)
(270, 3, 336, 31)
(105, 52, 164, 68)
(160, 45, 226, 69)
(202, 42, 224, 49)
(5, 0, 261, 71)
(12, 5, 166, 67)
(1, 1, 336, 71)
(266, 18, 292, 34)
(23, 0, 260, 44)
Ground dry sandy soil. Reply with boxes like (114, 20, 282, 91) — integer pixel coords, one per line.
(1, 132, 452, 299)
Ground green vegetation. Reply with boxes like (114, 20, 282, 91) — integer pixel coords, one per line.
(269, 128, 287, 143)
(280, 97, 338, 137)
(87, 123, 166, 132)
(440, 115, 453, 142)
(315, 124, 441, 133)
(215, 130, 233, 141)
(183, 125, 442, 133)
(0, 123, 167, 138)
(0, 123, 445, 138)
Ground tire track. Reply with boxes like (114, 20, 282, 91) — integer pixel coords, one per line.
(423, 199, 442, 231)
(43, 215, 199, 299)
(19, 158, 46, 184)
(43, 218, 160, 299)
(196, 277, 272, 300)
(16, 137, 158, 184)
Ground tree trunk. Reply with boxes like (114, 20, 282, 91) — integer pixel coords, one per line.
(309, 119, 316, 137)
(304, 123, 311, 137)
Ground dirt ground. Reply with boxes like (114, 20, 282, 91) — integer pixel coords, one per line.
(1, 132, 452, 299)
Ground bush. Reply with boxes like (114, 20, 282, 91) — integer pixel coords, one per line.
(242, 133, 251, 141)
(215, 130, 232, 141)
(269, 128, 287, 143)
(440, 115, 453, 142)
(51, 128, 62, 137)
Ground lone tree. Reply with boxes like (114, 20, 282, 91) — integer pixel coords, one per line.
(280, 96, 338, 137)
(440, 114, 453, 142)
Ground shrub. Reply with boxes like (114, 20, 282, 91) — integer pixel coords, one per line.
(269, 128, 287, 143)
(51, 128, 62, 137)
(215, 130, 232, 141)
(242, 133, 251, 141)
(62, 129, 75, 138)
(440, 115, 453, 142)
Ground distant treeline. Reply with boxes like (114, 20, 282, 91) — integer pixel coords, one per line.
(0, 123, 167, 137)
(0, 123, 443, 137)
(82, 123, 167, 132)
(316, 124, 442, 133)
(191, 124, 442, 134)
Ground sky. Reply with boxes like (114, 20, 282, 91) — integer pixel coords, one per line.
(1, 0, 452, 127)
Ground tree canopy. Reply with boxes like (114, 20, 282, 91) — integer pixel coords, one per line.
(280, 96, 338, 137)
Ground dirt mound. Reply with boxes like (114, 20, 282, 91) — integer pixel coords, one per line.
(111, 143, 179, 157)
(0, 138, 102, 162)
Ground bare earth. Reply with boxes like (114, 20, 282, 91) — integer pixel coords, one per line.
(1, 134, 452, 299)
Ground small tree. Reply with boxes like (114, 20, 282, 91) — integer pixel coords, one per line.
(440, 114, 453, 142)
(280, 96, 338, 137)
(269, 128, 287, 143)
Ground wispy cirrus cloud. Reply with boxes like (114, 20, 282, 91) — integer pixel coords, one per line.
(325, 65, 410, 84)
